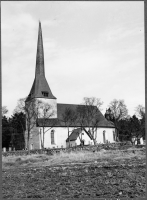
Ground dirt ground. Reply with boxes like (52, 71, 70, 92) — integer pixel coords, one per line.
(2, 157, 146, 199)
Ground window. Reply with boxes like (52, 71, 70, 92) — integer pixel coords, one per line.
(42, 91, 49, 97)
(113, 131, 116, 141)
(51, 130, 55, 144)
(31, 143, 33, 150)
(103, 130, 106, 143)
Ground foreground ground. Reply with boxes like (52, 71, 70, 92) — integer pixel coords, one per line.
(2, 148, 146, 199)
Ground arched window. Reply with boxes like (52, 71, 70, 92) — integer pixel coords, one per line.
(103, 130, 106, 143)
(31, 143, 33, 150)
(113, 131, 116, 141)
(51, 130, 55, 144)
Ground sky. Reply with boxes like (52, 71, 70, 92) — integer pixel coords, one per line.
(2, 1, 145, 117)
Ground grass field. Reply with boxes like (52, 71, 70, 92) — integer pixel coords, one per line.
(2, 148, 146, 199)
(2, 148, 145, 169)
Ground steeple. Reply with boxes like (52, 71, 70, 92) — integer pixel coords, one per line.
(26, 22, 56, 102)
(35, 21, 45, 76)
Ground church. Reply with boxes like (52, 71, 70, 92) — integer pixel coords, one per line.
(25, 22, 116, 150)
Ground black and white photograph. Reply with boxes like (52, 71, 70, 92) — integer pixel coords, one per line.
(2, 1, 145, 199)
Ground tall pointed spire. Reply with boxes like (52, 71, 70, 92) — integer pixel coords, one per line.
(26, 22, 56, 102)
(35, 21, 45, 76)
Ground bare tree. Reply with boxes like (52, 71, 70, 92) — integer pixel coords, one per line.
(135, 105, 145, 119)
(37, 102, 56, 149)
(135, 105, 145, 141)
(2, 106, 8, 116)
(13, 98, 41, 151)
(83, 97, 103, 111)
(76, 105, 87, 145)
(61, 107, 77, 147)
(25, 99, 41, 151)
(108, 99, 128, 141)
(13, 98, 26, 114)
(109, 99, 128, 120)
(77, 97, 103, 145)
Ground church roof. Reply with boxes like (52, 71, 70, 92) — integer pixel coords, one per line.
(37, 103, 115, 128)
(26, 22, 56, 102)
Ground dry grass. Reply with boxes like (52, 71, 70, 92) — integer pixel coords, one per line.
(2, 148, 145, 169)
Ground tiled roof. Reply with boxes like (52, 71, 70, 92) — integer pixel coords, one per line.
(37, 103, 115, 128)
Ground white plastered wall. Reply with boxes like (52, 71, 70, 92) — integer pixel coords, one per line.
(41, 127, 74, 148)
(40, 126, 116, 149)
(96, 127, 116, 144)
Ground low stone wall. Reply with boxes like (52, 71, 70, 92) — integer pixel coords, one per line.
(2, 142, 145, 157)
(2, 148, 66, 157)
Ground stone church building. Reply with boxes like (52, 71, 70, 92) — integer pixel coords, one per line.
(25, 22, 116, 150)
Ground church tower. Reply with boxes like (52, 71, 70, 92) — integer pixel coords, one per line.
(25, 22, 57, 118)
(25, 22, 57, 150)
